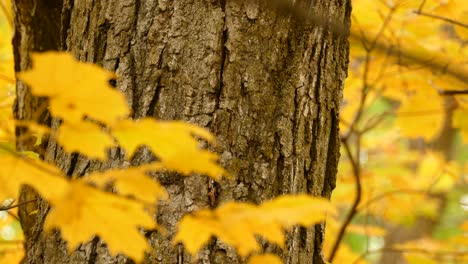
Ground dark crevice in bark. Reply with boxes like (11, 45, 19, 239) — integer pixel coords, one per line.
(314, 43, 326, 103)
(93, 19, 110, 64)
(60, 0, 74, 50)
(130, 50, 139, 118)
(133, 0, 141, 32)
(146, 46, 165, 117)
(214, 0, 228, 112)
(79, 159, 91, 176)
(313, 224, 326, 264)
(274, 143, 285, 195)
(66, 153, 79, 177)
(299, 226, 308, 248)
(87, 236, 100, 264)
(147, 82, 162, 117)
(323, 108, 339, 196)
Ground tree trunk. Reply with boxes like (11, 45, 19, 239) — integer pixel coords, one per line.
(12, 1, 350, 263)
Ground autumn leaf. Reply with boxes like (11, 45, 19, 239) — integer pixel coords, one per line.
(17, 52, 129, 124)
(174, 195, 335, 256)
(249, 254, 282, 264)
(57, 121, 114, 160)
(112, 118, 227, 180)
(84, 163, 168, 204)
(44, 181, 156, 263)
(0, 155, 68, 201)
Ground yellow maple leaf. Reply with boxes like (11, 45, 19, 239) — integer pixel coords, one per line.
(57, 121, 114, 160)
(174, 195, 335, 256)
(112, 118, 227, 180)
(17, 52, 129, 124)
(249, 254, 282, 264)
(84, 163, 168, 203)
(0, 155, 68, 201)
(44, 181, 156, 263)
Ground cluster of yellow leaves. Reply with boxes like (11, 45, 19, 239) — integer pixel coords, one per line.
(0, 51, 336, 264)
(17, 52, 227, 178)
(174, 195, 335, 256)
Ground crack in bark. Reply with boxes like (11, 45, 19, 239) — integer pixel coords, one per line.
(60, 0, 73, 50)
(87, 236, 100, 264)
(214, 0, 228, 111)
(146, 46, 166, 117)
(323, 108, 339, 196)
(66, 153, 79, 177)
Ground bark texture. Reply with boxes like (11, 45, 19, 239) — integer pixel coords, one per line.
(13, 0, 350, 263)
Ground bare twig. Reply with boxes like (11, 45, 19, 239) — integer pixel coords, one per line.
(0, 199, 38, 211)
(328, 138, 362, 262)
(414, 10, 468, 29)
(357, 189, 430, 211)
(0, 73, 15, 84)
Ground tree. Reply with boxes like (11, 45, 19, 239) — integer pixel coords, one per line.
(11, 1, 350, 263)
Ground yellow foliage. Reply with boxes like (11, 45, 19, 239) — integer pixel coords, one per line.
(84, 163, 168, 204)
(174, 195, 335, 256)
(112, 118, 227, 180)
(249, 254, 283, 264)
(17, 52, 129, 124)
(57, 121, 114, 160)
(0, 155, 68, 201)
(44, 181, 156, 262)
(0, 249, 23, 264)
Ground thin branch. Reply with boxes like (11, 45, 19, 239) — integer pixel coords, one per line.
(438, 89, 468, 95)
(7, 210, 20, 221)
(414, 10, 468, 29)
(357, 189, 430, 211)
(417, 0, 427, 13)
(0, 199, 38, 211)
(0, 73, 15, 84)
(359, 112, 389, 134)
(343, 9, 396, 139)
(328, 138, 362, 262)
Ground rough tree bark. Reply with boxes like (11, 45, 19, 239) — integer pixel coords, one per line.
(12, 0, 350, 263)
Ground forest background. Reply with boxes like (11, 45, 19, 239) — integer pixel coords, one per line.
(0, 0, 467, 263)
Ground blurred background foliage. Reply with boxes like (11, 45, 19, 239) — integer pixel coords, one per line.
(0, 0, 467, 263)
(326, 0, 468, 263)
